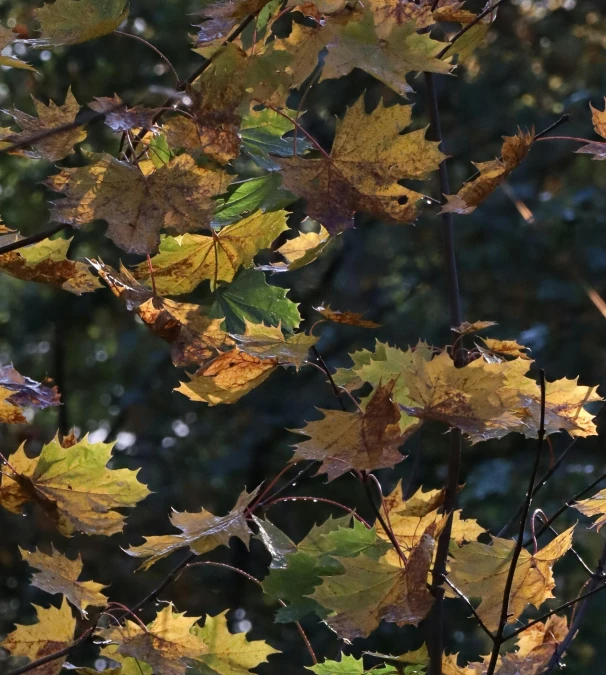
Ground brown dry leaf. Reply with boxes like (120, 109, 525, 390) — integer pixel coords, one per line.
(0, 434, 150, 536)
(0, 598, 75, 675)
(448, 527, 574, 632)
(314, 304, 381, 328)
(280, 95, 446, 233)
(1, 88, 85, 161)
(442, 130, 534, 215)
(232, 320, 318, 369)
(479, 337, 531, 360)
(259, 224, 331, 272)
(0, 364, 60, 423)
(20, 545, 108, 618)
(97, 604, 207, 675)
(379, 481, 485, 566)
(574, 488, 606, 530)
(577, 98, 606, 160)
(0, 233, 101, 295)
(89, 95, 159, 133)
(176, 348, 277, 406)
(195, 0, 272, 47)
(0, 25, 36, 70)
(126, 488, 259, 570)
(291, 381, 408, 481)
(452, 320, 497, 335)
(164, 115, 239, 165)
(132, 210, 289, 295)
(47, 153, 229, 255)
(310, 525, 436, 639)
(92, 260, 233, 368)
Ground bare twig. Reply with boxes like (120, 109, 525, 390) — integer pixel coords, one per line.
(114, 30, 180, 84)
(439, 574, 495, 642)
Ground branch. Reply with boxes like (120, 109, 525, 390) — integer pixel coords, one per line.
(264, 495, 371, 527)
(311, 346, 348, 412)
(439, 574, 495, 642)
(114, 31, 180, 85)
(0, 224, 69, 255)
(485, 370, 547, 675)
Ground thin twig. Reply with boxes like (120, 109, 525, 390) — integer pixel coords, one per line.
(114, 30, 180, 84)
(533, 115, 572, 140)
(311, 346, 347, 412)
(486, 370, 546, 675)
(535, 135, 593, 144)
(0, 224, 68, 256)
(264, 495, 371, 527)
(254, 461, 319, 506)
(439, 574, 495, 642)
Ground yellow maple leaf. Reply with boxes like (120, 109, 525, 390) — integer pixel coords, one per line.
(20, 545, 108, 618)
(574, 488, 606, 530)
(448, 527, 574, 632)
(47, 153, 229, 255)
(259, 223, 331, 272)
(0, 434, 150, 536)
(279, 95, 446, 233)
(133, 210, 289, 294)
(1, 88, 85, 161)
(126, 487, 259, 570)
(97, 604, 207, 675)
(1, 597, 75, 675)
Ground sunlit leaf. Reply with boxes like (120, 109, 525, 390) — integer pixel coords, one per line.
(315, 305, 380, 328)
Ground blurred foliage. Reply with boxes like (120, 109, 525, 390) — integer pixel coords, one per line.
(0, 0, 605, 673)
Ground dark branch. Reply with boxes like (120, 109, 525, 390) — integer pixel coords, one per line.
(439, 574, 495, 642)
(0, 224, 69, 256)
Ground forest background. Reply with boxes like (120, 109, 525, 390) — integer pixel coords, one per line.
(0, 0, 605, 673)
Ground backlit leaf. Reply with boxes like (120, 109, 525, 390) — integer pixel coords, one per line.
(452, 320, 497, 335)
(258, 223, 331, 272)
(195, 0, 272, 47)
(315, 305, 380, 328)
(126, 487, 259, 569)
(232, 320, 317, 369)
(574, 488, 606, 531)
(577, 98, 606, 160)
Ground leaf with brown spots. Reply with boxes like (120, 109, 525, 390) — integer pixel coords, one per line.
(577, 98, 606, 160)
(97, 604, 207, 675)
(1, 88, 85, 161)
(92, 260, 233, 368)
(452, 320, 497, 335)
(291, 381, 408, 481)
(47, 153, 229, 255)
(175, 348, 278, 406)
(20, 545, 108, 618)
(0, 598, 75, 675)
(442, 129, 534, 214)
(279, 95, 446, 233)
(126, 488, 259, 570)
(0, 364, 60, 423)
(314, 304, 380, 328)
(478, 337, 531, 360)
(0, 233, 101, 294)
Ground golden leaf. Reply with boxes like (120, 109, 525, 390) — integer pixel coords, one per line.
(479, 338, 531, 361)
(448, 527, 574, 631)
(126, 488, 259, 570)
(20, 545, 108, 618)
(259, 224, 331, 272)
(291, 381, 408, 481)
(47, 153, 229, 255)
(0, 434, 150, 536)
(452, 320, 498, 335)
(442, 130, 535, 215)
(0, 598, 75, 675)
(574, 488, 606, 531)
(315, 304, 380, 328)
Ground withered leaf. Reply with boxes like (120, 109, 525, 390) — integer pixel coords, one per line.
(0, 364, 60, 423)
(126, 487, 259, 570)
(20, 545, 108, 617)
(1, 88, 85, 161)
(0, 434, 150, 536)
(195, 0, 272, 47)
(452, 320, 497, 335)
(89, 95, 159, 133)
(315, 304, 380, 328)
(47, 153, 229, 255)
(279, 96, 446, 233)
(291, 381, 408, 481)
(577, 99, 606, 160)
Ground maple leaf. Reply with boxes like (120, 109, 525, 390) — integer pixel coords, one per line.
(210, 268, 301, 334)
(176, 348, 278, 406)
(576, 98, 606, 160)
(0, 232, 101, 294)
(232, 320, 318, 369)
(0, 364, 60, 423)
(190, 611, 279, 675)
(20, 545, 108, 617)
(0, 24, 36, 70)
(1, 88, 86, 161)
(310, 525, 436, 639)
(47, 153, 229, 255)
(478, 337, 531, 361)
(279, 96, 446, 233)
(92, 260, 233, 368)
(274, 22, 331, 90)
(29, 0, 129, 47)
(321, 12, 451, 97)
(378, 481, 485, 566)
(89, 95, 159, 133)
(0, 434, 150, 536)
(195, 0, 272, 47)
(291, 381, 408, 480)
(448, 526, 574, 632)
(573, 488, 606, 530)
(133, 210, 289, 294)
(452, 320, 498, 335)
(0, 598, 75, 675)
(442, 129, 535, 214)
(315, 305, 380, 328)
(258, 223, 331, 272)
(126, 487, 259, 570)
(97, 604, 207, 675)
(306, 654, 367, 674)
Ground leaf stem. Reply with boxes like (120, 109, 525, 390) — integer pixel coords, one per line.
(534, 135, 593, 144)
(311, 346, 347, 411)
(485, 370, 546, 675)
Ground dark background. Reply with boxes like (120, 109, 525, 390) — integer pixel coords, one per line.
(0, 0, 605, 672)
